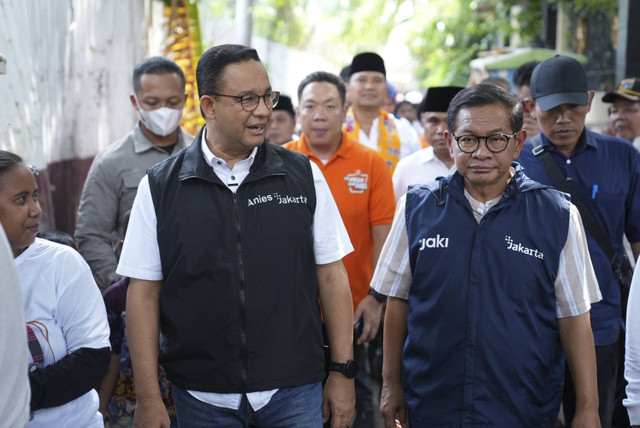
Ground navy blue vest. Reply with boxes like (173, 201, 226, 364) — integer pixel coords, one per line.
(147, 131, 324, 393)
(404, 165, 570, 426)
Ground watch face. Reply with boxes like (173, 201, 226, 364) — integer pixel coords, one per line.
(345, 359, 359, 378)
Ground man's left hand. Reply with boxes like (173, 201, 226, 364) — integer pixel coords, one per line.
(354, 295, 384, 345)
(322, 373, 356, 427)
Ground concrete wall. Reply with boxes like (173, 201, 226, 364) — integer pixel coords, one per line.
(0, 0, 149, 233)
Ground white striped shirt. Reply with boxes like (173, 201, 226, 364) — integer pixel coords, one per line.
(371, 194, 601, 318)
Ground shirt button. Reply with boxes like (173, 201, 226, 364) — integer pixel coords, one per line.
(231, 176, 236, 180)
(566, 159, 571, 164)
(217, 160, 222, 165)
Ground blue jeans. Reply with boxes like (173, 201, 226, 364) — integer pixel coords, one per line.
(172, 382, 323, 427)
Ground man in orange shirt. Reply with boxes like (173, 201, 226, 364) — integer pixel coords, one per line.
(285, 71, 396, 428)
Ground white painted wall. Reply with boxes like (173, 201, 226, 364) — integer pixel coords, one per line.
(0, 0, 149, 167)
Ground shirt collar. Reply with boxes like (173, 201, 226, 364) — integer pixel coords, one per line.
(133, 122, 185, 154)
(200, 127, 258, 169)
(539, 127, 598, 154)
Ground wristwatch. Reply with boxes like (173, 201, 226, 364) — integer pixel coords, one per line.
(368, 288, 387, 303)
(330, 359, 359, 378)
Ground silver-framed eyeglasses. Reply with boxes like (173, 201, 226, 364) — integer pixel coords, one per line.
(210, 91, 280, 111)
(451, 132, 518, 154)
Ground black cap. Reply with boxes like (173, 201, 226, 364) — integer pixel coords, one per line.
(349, 52, 386, 77)
(530, 55, 588, 111)
(602, 78, 640, 103)
(419, 86, 465, 113)
(273, 95, 295, 117)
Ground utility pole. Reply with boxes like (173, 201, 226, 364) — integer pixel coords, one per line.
(235, 0, 255, 46)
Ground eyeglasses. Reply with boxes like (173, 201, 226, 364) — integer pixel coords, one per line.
(209, 91, 280, 111)
(451, 132, 518, 154)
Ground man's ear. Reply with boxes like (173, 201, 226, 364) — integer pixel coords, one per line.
(130, 93, 140, 111)
(341, 103, 348, 123)
(444, 130, 454, 157)
(200, 95, 216, 120)
(512, 129, 526, 159)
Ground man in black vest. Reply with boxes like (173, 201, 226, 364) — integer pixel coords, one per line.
(117, 44, 356, 428)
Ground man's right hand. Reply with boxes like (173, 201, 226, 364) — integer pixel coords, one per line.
(132, 398, 170, 428)
(380, 380, 407, 428)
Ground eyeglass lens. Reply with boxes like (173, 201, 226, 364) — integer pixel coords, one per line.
(241, 92, 280, 110)
(457, 134, 511, 153)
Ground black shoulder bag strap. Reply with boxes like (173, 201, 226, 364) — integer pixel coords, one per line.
(531, 136, 633, 316)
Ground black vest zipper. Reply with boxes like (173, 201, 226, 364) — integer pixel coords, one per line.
(233, 192, 249, 389)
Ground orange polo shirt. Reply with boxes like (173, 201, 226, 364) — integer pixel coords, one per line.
(284, 133, 395, 309)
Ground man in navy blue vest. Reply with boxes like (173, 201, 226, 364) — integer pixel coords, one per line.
(373, 83, 602, 427)
(518, 56, 640, 428)
(117, 45, 357, 428)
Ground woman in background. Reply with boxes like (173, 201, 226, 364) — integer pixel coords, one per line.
(0, 150, 110, 427)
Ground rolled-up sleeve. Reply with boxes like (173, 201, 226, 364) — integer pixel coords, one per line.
(370, 195, 412, 299)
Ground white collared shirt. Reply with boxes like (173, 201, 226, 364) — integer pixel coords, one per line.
(392, 146, 456, 201)
(357, 114, 421, 160)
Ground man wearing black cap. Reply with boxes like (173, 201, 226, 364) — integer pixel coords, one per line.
(602, 78, 640, 150)
(344, 52, 420, 172)
(266, 94, 297, 145)
(392, 86, 464, 201)
(518, 55, 640, 428)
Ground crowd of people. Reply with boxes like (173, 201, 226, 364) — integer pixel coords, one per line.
(1, 43, 640, 428)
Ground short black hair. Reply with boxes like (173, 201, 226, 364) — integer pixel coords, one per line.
(447, 84, 523, 134)
(132, 56, 186, 94)
(339, 65, 351, 83)
(394, 100, 417, 118)
(512, 61, 540, 89)
(196, 44, 261, 99)
(0, 150, 25, 189)
(480, 76, 511, 91)
(297, 71, 346, 106)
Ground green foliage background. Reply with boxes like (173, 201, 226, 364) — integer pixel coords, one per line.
(199, 0, 617, 89)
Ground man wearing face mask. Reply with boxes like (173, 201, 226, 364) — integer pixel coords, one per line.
(76, 56, 194, 291)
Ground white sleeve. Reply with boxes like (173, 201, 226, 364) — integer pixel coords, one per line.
(55, 248, 110, 353)
(0, 229, 30, 426)
(370, 195, 412, 299)
(625, 265, 640, 424)
(554, 204, 602, 318)
(116, 175, 163, 280)
(309, 161, 354, 264)
(392, 158, 410, 202)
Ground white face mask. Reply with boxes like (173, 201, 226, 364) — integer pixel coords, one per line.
(136, 99, 184, 137)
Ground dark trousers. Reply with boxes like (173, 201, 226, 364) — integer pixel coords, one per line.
(352, 344, 374, 428)
(562, 336, 630, 428)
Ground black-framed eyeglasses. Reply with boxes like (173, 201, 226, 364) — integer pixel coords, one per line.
(209, 91, 280, 111)
(451, 132, 518, 154)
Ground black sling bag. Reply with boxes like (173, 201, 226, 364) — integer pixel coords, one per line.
(531, 136, 634, 317)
